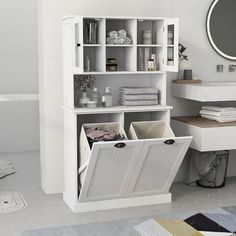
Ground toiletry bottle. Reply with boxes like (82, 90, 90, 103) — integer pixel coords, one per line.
(91, 87, 100, 107)
(104, 86, 112, 107)
(102, 96, 106, 107)
(85, 56, 90, 72)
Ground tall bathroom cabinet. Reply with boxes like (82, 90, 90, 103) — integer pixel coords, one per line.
(62, 16, 192, 213)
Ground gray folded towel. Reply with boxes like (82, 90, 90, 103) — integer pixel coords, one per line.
(120, 100, 158, 106)
(120, 94, 158, 101)
(120, 87, 158, 95)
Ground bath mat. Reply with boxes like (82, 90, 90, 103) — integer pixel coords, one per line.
(223, 206, 236, 216)
(203, 213, 236, 233)
(0, 191, 27, 213)
(184, 213, 230, 233)
(156, 219, 203, 236)
(134, 219, 172, 236)
(0, 160, 15, 178)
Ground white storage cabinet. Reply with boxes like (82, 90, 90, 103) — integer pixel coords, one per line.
(63, 15, 192, 213)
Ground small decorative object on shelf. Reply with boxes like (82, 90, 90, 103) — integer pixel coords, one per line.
(85, 56, 90, 72)
(79, 92, 90, 107)
(178, 43, 188, 79)
(148, 58, 155, 71)
(106, 29, 132, 45)
(103, 86, 113, 107)
(74, 75, 95, 107)
(183, 69, 192, 80)
(106, 58, 118, 71)
(91, 87, 100, 107)
(142, 30, 152, 44)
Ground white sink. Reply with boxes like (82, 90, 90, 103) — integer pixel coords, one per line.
(172, 81, 236, 102)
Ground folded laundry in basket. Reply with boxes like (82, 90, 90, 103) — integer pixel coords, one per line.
(86, 127, 126, 148)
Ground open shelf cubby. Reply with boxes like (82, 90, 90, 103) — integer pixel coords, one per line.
(137, 19, 164, 45)
(106, 18, 136, 45)
(83, 46, 105, 72)
(83, 17, 105, 45)
(106, 46, 136, 72)
(137, 46, 163, 72)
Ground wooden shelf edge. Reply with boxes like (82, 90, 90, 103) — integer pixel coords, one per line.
(172, 116, 236, 128)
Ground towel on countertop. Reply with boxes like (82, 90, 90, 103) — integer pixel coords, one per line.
(201, 106, 236, 112)
(200, 106, 236, 122)
(200, 110, 236, 117)
(201, 115, 236, 123)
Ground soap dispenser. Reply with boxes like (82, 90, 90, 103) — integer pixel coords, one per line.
(103, 86, 112, 107)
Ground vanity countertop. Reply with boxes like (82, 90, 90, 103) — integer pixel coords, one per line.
(172, 81, 236, 102)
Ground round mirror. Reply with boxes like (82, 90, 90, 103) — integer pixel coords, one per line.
(206, 0, 236, 60)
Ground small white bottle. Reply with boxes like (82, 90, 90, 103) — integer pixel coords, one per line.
(104, 86, 112, 107)
(85, 56, 90, 72)
(91, 87, 100, 107)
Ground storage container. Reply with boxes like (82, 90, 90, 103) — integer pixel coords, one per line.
(79, 122, 127, 186)
(77, 120, 191, 203)
(129, 120, 175, 140)
(197, 150, 229, 188)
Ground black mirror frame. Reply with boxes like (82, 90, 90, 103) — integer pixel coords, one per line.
(206, 0, 236, 61)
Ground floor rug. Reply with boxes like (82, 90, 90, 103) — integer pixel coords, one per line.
(0, 160, 15, 178)
(22, 207, 236, 236)
(0, 191, 27, 214)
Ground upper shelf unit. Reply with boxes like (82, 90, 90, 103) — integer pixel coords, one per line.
(172, 82, 236, 102)
(63, 16, 179, 74)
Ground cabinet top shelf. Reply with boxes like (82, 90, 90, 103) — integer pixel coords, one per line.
(62, 15, 168, 21)
(63, 105, 172, 115)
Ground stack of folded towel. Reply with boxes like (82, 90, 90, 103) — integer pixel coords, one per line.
(107, 29, 132, 45)
(200, 106, 236, 122)
(120, 87, 158, 106)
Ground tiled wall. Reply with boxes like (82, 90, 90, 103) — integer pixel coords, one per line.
(0, 0, 39, 153)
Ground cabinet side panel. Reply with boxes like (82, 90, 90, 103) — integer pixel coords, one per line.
(63, 22, 74, 108)
(64, 111, 78, 201)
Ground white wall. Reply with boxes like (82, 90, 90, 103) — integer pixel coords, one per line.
(38, 0, 236, 193)
(0, 0, 39, 153)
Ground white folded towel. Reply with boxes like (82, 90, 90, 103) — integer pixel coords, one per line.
(200, 110, 236, 117)
(201, 106, 236, 112)
(201, 115, 236, 123)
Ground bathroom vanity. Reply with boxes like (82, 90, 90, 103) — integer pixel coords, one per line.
(172, 82, 236, 152)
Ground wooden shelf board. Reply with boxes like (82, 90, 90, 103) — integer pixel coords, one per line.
(63, 105, 172, 115)
(172, 116, 236, 128)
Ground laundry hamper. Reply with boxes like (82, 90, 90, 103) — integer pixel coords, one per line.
(129, 120, 175, 140)
(197, 150, 229, 188)
(79, 122, 127, 187)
